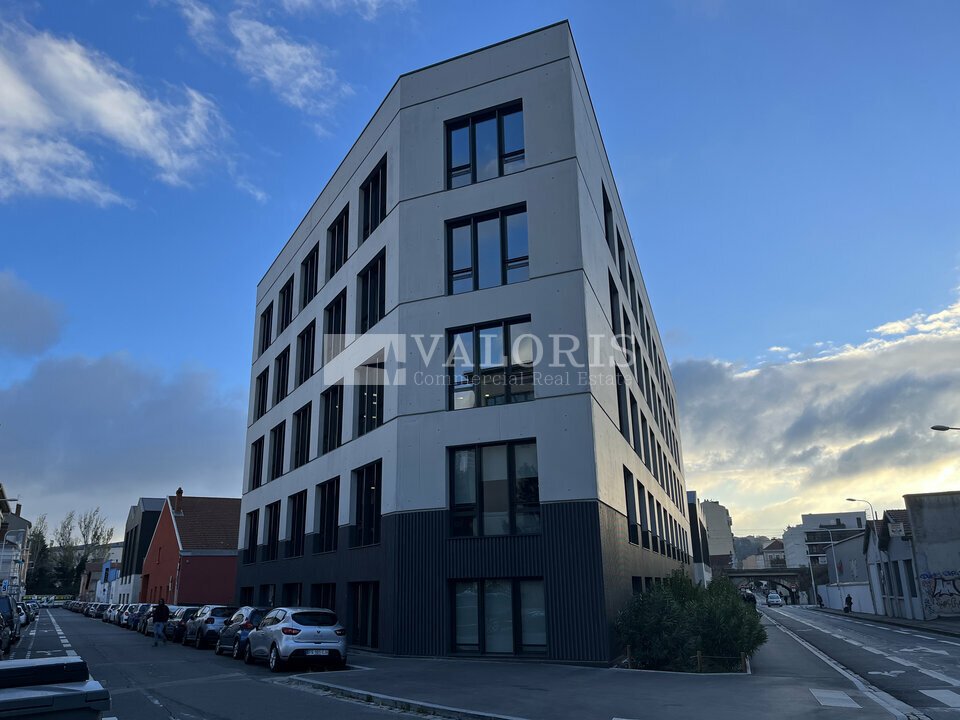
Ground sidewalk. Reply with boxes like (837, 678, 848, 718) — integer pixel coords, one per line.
(814, 606, 960, 637)
(281, 614, 890, 720)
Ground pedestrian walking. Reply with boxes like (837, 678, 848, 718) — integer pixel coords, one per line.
(817, 593, 824, 608)
(152, 598, 170, 646)
(844, 594, 853, 614)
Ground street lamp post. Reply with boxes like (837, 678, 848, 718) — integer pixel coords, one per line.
(931, 425, 960, 431)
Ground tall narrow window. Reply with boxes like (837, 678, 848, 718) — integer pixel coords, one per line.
(630, 394, 642, 457)
(321, 383, 343, 454)
(278, 276, 294, 333)
(310, 582, 336, 610)
(447, 205, 528, 294)
(296, 321, 315, 386)
(249, 436, 264, 490)
(315, 477, 339, 553)
(360, 157, 387, 242)
(448, 317, 534, 410)
(446, 103, 524, 188)
(254, 369, 269, 420)
(624, 468, 639, 545)
(356, 359, 383, 436)
(264, 501, 280, 562)
(323, 290, 346, 362)
(609, 275, 621, 337)
(450, 440, 539, 537)
(615, 368, 629, 440)
(357, 250, 385, 333)
(292, 402, 312, 469)
(287, 490, 307, 558)
(452, 578, 544, 655)
(300, 244, 319, 310)
(617, 234, 627, 286)
(629, 270, 638, 320)
(244, 509, 259, 564)
(351, 581, 379, 648)
(327, 206, 349, 279)
(638, 481, 650, 548)
(258, 303, 273, 356)
(648, 493, 658, 552)
(269, 420, 285, 481)
(602, 185, 614, 254)
(273, 346, 290, 405)
(353, 460, 382, 547)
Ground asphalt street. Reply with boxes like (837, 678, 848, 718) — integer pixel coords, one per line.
(10, 608, 420, 720)
(766, 605, 960, 718)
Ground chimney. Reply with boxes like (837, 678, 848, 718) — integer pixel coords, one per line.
(15, 504, 21, 516)
(174, 488, 183, 514)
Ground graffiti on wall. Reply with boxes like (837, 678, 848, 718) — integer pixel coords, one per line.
(919, 570, 960, 618)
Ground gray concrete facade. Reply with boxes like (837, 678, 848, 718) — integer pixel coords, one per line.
(236, 21, 689, 663)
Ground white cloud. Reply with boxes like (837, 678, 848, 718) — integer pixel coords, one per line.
(173, 0, 219, 47)
(228, 14, 352, 120)
(279, 0, 408, 21)
(0, 20, 228, 204)
(0, 353, 246, 534)
(676, 292, 960, 534)
(0, 270, 64, 356)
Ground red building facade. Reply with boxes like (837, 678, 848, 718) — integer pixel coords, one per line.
(140, 490, 240, 605)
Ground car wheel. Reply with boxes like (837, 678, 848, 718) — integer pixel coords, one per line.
(195, 632, 203, 649)
(244, 643, 255, 665)
(181, 632, 189, 645)
(232, 639, 242, 660)
(214, 639, 223, 656)
(268, 645, 284, 673)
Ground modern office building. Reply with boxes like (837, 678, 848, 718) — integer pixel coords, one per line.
(115, 497, 165, 605)
(700, 499, 734, 571)
(236, 21, 690, 663)
(799, 511, 865, 565)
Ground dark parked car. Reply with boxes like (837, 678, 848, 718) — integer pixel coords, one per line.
(214, 606, 270, 659)
(0, 596, 22, 642)
(166, 606, 200, 642)
(127, 603, 150, 630)
(137, 605, 158, 634)
(183, 605, 238, 648)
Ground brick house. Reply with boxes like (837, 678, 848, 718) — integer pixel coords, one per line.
(140, 489, 241, 605)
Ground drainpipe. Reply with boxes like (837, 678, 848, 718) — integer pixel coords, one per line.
(173, 557, 182, 605)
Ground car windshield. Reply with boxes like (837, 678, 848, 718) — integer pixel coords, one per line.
(211, 607, 237, 618)
(250, 610, 265, 624)
(292, 611, 337, 627)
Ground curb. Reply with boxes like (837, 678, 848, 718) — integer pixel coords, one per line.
(811, 608, 960, 639)
(282, 674, 530, 720)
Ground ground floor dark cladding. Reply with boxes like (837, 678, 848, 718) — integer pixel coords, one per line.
(236, 500, 688, 663)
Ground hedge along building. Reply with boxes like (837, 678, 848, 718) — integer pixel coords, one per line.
(236, 21, 690, 663)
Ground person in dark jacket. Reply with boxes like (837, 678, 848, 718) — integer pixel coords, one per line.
(844, 594, 853, 614)
(152, 599, 171, 646)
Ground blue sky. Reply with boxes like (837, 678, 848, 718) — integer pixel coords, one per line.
(2, 0, 960, 534)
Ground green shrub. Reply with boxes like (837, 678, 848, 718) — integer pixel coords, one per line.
(614, 571, 766, 671)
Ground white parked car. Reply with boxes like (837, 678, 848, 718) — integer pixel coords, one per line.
(766, 592, 783, 607)
(244, 607, 347, 672)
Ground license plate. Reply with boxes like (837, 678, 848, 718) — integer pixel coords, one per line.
(305, 649, 329, 656)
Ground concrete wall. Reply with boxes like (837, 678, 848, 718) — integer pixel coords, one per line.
(906, 492, 960, 619)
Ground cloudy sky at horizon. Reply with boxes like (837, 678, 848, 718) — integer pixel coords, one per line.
(2, 0, 959, 539)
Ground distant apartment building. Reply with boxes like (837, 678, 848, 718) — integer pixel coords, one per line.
(115, 497, 164, 605)
(236, 22, 691, 663)
(0, 502, 31, 601)
(800, 511, 865, 566)
(687, 491, 712, 586)
(700, 500, 734, 571)
(762, 538, 786, 568)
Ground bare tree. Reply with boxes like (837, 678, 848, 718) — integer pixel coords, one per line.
(52, 512, 77, 592)
(77, 508, 112, 555)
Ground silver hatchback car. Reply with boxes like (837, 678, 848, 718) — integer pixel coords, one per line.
(244, 607, 347, 672)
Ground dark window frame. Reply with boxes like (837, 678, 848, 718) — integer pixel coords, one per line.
(447, 316, 534, 411)
(300, 243, 319, 310)
(327, 205, 349, 280)
(450, 577, 545, 655)
(264, 501, 281, 562)
(323, 290, 347, 363)
(258, 303, 273, 356)
(356, 359, 384, 437)
(244, 509, 259, 564)
(352, 460, 382, 547)
(254, 368, 269, 420)
(278, 276, 294, 333)
(269, 420, 286, 481)
(320, 383, 344, 454)
(315, 477, 340, 554)
(292, 401, 312, 469)
(449, 439, 540, 538)
(445, 101, 524, 189)
(287, 490, 307, 558)
(249, 436, 264, 491)
(360, 157, 387, 242)
(357, 249, 386, 333)
(273, 346, 290, 405)
(447, 204, 528, 295)
(295, 321, 316, 387)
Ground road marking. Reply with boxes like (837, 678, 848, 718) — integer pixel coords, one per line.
(920, 689, 960, 708)
(901, 646, 949, 656)
(811, 689, 862, 708)
(868, 671, 906, 678)
(765, 612, 917, 719)
(863, 646, 885, 655)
